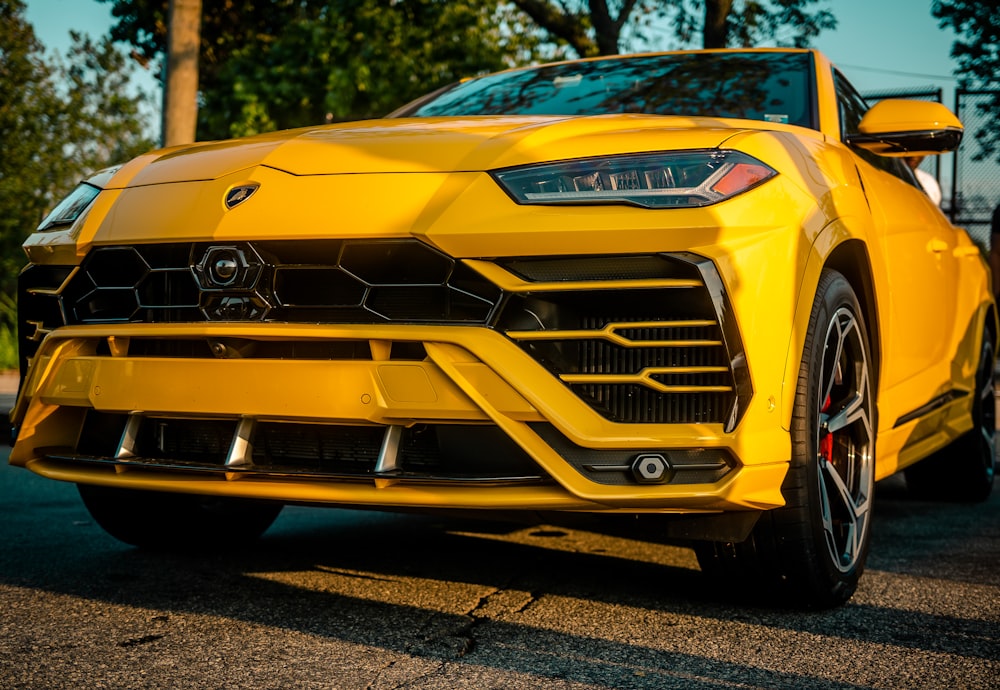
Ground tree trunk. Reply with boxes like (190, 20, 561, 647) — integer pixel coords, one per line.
(162, 0, 201, 146)
(509, 0, 599, 57)
(589, 0, 620, 55)
(703, 0, 733, 49)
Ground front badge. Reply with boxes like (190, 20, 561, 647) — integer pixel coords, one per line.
(225, 183, 260, 210)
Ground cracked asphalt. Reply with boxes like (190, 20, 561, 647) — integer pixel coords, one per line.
(1, 447, 997, 689)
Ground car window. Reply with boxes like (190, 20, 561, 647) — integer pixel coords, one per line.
(833, 69, 868, 140)
(833, 69, 918, 186)
(399, 52, 817, 129)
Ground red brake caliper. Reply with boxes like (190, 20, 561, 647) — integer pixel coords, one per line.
(819, 394, 833, 462)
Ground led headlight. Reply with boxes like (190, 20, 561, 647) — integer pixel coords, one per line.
(491, 149, 776, 208)
(37, 183, 101, 231)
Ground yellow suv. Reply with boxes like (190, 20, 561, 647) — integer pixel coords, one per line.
(12, 49, 994, 608)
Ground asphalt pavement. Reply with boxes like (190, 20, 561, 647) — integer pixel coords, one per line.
(1, 371, 997, 687)
(1, 454, 997, 688)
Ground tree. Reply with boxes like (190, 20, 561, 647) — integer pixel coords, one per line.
(508, 0, 837, 56)
(101, 0, 542, 140)
(509, 0, 634, 56)
(163, 0, 201, 145)
(102, 1, 835, 140)
(207, 1, 541, 137)
(0, 0, 154, 322)
(1, 0, 59, 261)
(933, 0, 1000, 162)
(55, 34, 157, 179)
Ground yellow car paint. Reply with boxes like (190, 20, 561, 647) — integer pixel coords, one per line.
(11, 49, 993, 553)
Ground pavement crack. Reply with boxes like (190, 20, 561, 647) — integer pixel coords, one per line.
(117, 633, 164, 648)
(512, 590, 542, 614)
(465, 587, 502, 618)
(368, 659, 449, 690)
(404, 579, 540, 662)
(404, 610, 480, 660)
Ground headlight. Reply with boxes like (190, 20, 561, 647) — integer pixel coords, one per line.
(37, 183, 101, 231)
(491, 149, 776, 208)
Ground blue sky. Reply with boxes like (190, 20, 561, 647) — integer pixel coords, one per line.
(24, 0, 960, 110)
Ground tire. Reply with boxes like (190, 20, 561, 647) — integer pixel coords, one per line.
(696, 269, 876, 608)
(78, 484, 282, 550)
(905, 326, 995, 502)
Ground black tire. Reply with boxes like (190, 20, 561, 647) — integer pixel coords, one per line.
(78, 484, 282, 550)
(696, 269, 876, 608)
(905, 326, 995, 502)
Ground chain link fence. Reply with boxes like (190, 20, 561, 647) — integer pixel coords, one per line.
(952, 90, 1000, 249)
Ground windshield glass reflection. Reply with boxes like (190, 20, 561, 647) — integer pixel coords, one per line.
(405, 52, 815, 130)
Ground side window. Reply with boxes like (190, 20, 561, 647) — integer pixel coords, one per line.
(834, 70, 867, 140)
(833, 69, 918, 186)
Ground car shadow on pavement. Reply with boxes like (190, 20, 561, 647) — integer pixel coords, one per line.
(1, 466, 997, 688)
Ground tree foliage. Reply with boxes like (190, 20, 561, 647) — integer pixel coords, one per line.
(101, 1, 836, 140)
(933, 0, 1000, 162)
(507, 0, 837, 57)
(0, 0, 154, 304)
(101, 0, 542, 139)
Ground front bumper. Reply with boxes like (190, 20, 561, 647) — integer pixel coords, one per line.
(13, 239, 798, 514)
(12, 317, 789, 513)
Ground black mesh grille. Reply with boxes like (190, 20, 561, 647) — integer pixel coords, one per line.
(64, 413, 549, 482)
(139, 418, 237, 464)
(17, 264, 74, 379)
(19, 249, 749, 427)
(41, 240, 502, 326)
(253, 423, 384, 471)
(572, 383, 733, 424)
(496, 255, 749, 426)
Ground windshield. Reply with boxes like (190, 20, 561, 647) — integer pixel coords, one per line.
(398, 52, 816, 130)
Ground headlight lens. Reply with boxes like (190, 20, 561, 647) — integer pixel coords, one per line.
(37, 183, 101, 231)
(492, 149, 776, 208)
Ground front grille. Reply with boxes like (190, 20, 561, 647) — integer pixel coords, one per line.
(20, 247, 749, 427)
(71, 412, 548, 482)
(64, 412, 735, 488)
(37, 239, 503, 326)
(496, 254, 750, 428)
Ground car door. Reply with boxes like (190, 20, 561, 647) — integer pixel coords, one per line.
(834, 73, 960, 421)
(861, 157, 960, 381)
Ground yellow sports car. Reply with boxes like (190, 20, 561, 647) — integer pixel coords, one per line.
(11, 49, 994, 608)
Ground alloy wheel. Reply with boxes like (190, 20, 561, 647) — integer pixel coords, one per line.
(816, 306, 874, 573)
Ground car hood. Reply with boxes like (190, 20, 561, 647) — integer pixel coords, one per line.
(110, 115, 754, 187)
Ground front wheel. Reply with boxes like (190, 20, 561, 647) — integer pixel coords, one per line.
(696, 269, 875, 608)
(78, 484, 283, 550)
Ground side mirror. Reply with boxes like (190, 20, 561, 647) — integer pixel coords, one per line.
(845, 99, 963, 156)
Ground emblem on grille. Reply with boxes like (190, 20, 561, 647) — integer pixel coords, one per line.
(213, 258, 239, 284)
(193, 245, 263, 290)
(192, 244, 270, 321)
(225, 183, 259, 209)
